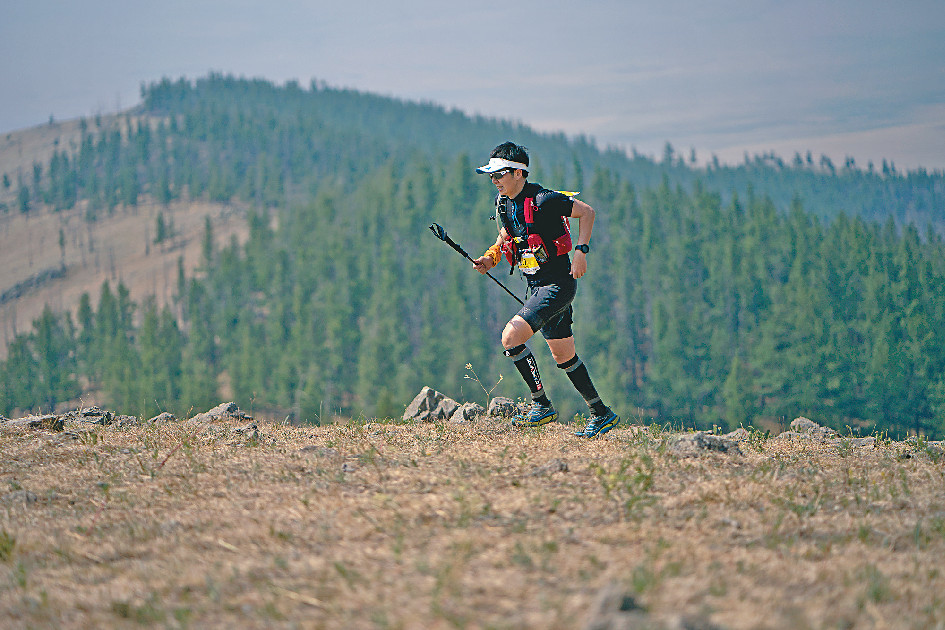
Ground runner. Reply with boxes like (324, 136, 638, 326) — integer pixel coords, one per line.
(472, 142, 620, 437)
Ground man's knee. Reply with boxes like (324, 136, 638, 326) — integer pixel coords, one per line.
(502, 317, 533, 349)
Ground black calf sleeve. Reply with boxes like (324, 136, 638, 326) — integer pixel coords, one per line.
(505, 344, 550, 404)
(557, 355, 609, 416)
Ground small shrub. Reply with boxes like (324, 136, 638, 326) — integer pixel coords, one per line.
(464, 363, 503, 410)
(746, 426, 770, 452)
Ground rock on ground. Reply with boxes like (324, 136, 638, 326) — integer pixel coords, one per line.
(487, 396, 522, 418)
(583, 581, 722, 629)
(403, 387, 460, 422)
(449, 402, 485, 424)
(148, 412, 177, 424)
(1, 414, 63, 431)
(405, 388, 527, 423)
(788, 416, 839, 440)
(721, 427, 749, 441)
(186, 402, 252, 425)
(669, 432, 742, 457)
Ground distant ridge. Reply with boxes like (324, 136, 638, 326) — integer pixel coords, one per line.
(136, 74, 945, 225)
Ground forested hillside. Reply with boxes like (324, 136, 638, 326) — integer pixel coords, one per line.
(2, 74, 945, 438)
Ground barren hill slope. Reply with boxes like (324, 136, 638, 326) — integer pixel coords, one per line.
(0, 116, 249, 358)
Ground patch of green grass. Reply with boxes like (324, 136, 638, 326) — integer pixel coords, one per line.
(838, 437, 853, 458)
(745, 426, 771, 452)
(333, 561, 364, 588)
(630, 563, 659, 595)
(931, 516, 945, 541)
(261, 600, 285, 620)
(0, 529, 15, 562)
(773, 483, 823, 520)
(591, 452, 656, 520)
(173, 607, 193, 625)
(13, 561, 27, 588)
(858, 565, 892, 606)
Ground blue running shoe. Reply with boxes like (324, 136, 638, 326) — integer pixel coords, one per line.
(511, 403, 558, 427)
(574, 411, 620, 437)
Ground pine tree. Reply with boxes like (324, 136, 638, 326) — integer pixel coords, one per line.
(32, 306, 80, 411)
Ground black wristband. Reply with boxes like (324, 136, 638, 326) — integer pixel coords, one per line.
(574, 244, 589, 254)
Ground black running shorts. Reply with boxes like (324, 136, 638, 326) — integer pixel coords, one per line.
(517, 276, 576, 340)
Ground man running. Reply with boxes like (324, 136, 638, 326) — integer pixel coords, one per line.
(472, 141, 619, 437)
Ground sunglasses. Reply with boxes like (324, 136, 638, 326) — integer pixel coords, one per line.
(489, 168, 513, 181)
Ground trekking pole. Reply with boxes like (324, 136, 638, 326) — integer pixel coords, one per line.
(428, 223, 524, 305)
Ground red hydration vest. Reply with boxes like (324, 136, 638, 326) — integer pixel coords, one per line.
(497, 195, 573, 267)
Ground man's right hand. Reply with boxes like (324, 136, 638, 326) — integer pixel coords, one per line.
(472, 255, 495, 274)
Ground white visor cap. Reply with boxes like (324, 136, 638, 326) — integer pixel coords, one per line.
(475, 157, 529, 174)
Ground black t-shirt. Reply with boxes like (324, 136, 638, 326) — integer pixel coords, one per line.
(499, 182, 574, 284)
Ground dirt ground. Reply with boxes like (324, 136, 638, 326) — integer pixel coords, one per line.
(1, 413, 943, 629)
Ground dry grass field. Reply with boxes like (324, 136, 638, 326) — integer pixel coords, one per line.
(2, 410, 944, 629)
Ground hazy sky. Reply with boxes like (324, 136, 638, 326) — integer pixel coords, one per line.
(3, 0, 944, 170)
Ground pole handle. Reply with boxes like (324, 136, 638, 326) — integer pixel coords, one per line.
(428, 223, 524, 305)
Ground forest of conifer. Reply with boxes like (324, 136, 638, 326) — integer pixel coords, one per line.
(2, 74, 945, 438)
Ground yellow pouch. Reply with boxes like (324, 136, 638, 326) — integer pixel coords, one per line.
(519, 251, 539, 275)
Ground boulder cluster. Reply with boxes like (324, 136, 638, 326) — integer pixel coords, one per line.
(401, 386, 521, 424)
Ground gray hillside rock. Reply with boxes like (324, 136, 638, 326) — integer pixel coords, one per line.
(403, 387, 440, 422)
(721, 427, 750, 442)
(774, 417, 838, 442)
(435, 397, 460, 421)
(900, 437, 945, 459)
(62, 406, 114, 427)
(669, 431, 742, 458)
(449, 402, 485, 424)
(186, 402, 252, 425)
(790, 416, 838, 439)
(487, 396, 521, 418)
(775, 417, 881, 454)
(148, 412, 177, 424)
(790, 416, 819, 433)
(2, 414, 64, 432)
(403, 387, 460, 422)
(114, 415, 140, 427)
(234, 422, 259, 441)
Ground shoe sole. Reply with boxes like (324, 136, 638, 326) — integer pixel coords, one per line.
(576, 415, 620, 438)
(511, 412, 558, 427)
